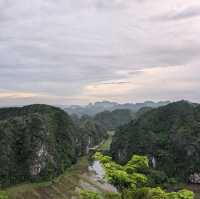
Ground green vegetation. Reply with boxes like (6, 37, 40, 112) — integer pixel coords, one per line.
(0, 191, 8, 199)
(4, 157, 89, 199)
(79, 118, 108, 154)
(0, 104, 107, 187)
(0, 104, 79, 187)
(111, 101, 200, 182)
(98, 131, 114, 152)
(93, 152, 195, 199)
(80, 190, 101, 199)
(80, 190, 121, 199)
(1, 101, 199, 198)
(4, 150, 194, 199)
(4, 156, 121, 199)
(94, 109, 134, 130)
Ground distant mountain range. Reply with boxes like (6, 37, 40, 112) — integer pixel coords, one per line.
(63, 101, 170, 116)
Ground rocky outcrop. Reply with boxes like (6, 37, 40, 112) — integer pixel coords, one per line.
(79, 119, 108, 155)
(111, 101, 200, 182)
(189, 173, 200, 184)
(0, 104, 108, 187)
(30, 144, 48, 176)
(0, 105, 79, 187)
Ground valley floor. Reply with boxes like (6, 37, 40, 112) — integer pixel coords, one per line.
(5, 135, 115, 199)
(4, 132, 200, 199)
(6, 156, 115, 199)
(187, 185, 200, 198)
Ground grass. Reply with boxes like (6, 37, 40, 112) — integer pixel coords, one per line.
(98, 131, 114, 152)
(4, 157, 88, 199)
(4, 134, 116, 199)
(5, 182, 51, 198)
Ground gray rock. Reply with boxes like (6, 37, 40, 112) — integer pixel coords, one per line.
(189, 173, 200, 184)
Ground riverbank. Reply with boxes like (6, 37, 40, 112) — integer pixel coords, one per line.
(98, 131, 114, 152)
(5, 135, 115, 199)
(5, 157, 115, 199)
(5, 131, 199, 199)
(187, 185, 200, 198)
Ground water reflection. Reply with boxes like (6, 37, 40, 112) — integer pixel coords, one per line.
(89, 160, 105, 180)
(88, 160, 118, 193)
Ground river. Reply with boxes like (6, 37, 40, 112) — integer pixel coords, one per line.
(85, 160, 118, 193)
(7, 156, 118, 199)
(6, 134, 117, 199)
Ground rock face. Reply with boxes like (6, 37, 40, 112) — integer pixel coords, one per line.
(78, 118, 108, 155)
(189, 173, 200, 184)
(0, 105, 79, 187)
(111, 101, 200, 181)
(0, 104, 107, 187)
(30, 144, 48, 176)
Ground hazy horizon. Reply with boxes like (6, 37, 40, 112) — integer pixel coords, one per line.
(0, 99, 197, 108)
(0, 0, 200, 106)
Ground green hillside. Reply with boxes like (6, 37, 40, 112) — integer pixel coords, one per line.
(0, 104, 107, 188)
(94, 109, 134, 130)
(111, 101, 200, 182)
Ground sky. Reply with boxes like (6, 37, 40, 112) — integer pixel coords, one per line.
(0, 0, 200, 106)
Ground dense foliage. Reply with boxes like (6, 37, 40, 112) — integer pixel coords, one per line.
(80, 190, 101, 199)
(0, 191, 8, 199)
(111, 101, 200, 182)
(80, 190, 121, 199)
(0, 104, 107, 187)
(92, 152, 194, 199)
(0, 105, 79, 187)
(79, 118, 108, 154)
(94, 109, 134, 130)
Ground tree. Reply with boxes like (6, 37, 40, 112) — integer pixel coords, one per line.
(125, 155, 149, 174)
(104, 192, 121, 199)
(80, 190, 101, 199)
(167, 189, 194, 199)
(0, 191, 8, 199)
(94, 152, 195, 199)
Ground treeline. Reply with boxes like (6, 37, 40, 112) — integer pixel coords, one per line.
(71, 108, 144, 131)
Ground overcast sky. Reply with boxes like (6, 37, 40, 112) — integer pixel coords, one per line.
(0, 0, 200, 106)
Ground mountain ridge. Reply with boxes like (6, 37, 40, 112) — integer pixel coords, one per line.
(64, 100, 170, 116)
(111, 100, 200, 182)
(0, 104, 107, 187)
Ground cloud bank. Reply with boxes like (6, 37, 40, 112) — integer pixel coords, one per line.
(0, 0, 200, 105)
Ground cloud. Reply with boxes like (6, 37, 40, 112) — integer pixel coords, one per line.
(81, 65, 200, 103)
(101, 81, 130, 85)
(0, 91, 39, 99)
(0, 0, 200, 105)
(155, 6, 200, 21)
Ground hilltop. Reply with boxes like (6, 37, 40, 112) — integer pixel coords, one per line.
(111, 101, 200, 182)
(0, 104, 107, 187)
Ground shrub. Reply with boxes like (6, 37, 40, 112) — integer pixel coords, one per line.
(125, 155, 149, 174)
(104, 192, 121, 199)
(80, 190, 101, 199)
(0, 191, 8, 199)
